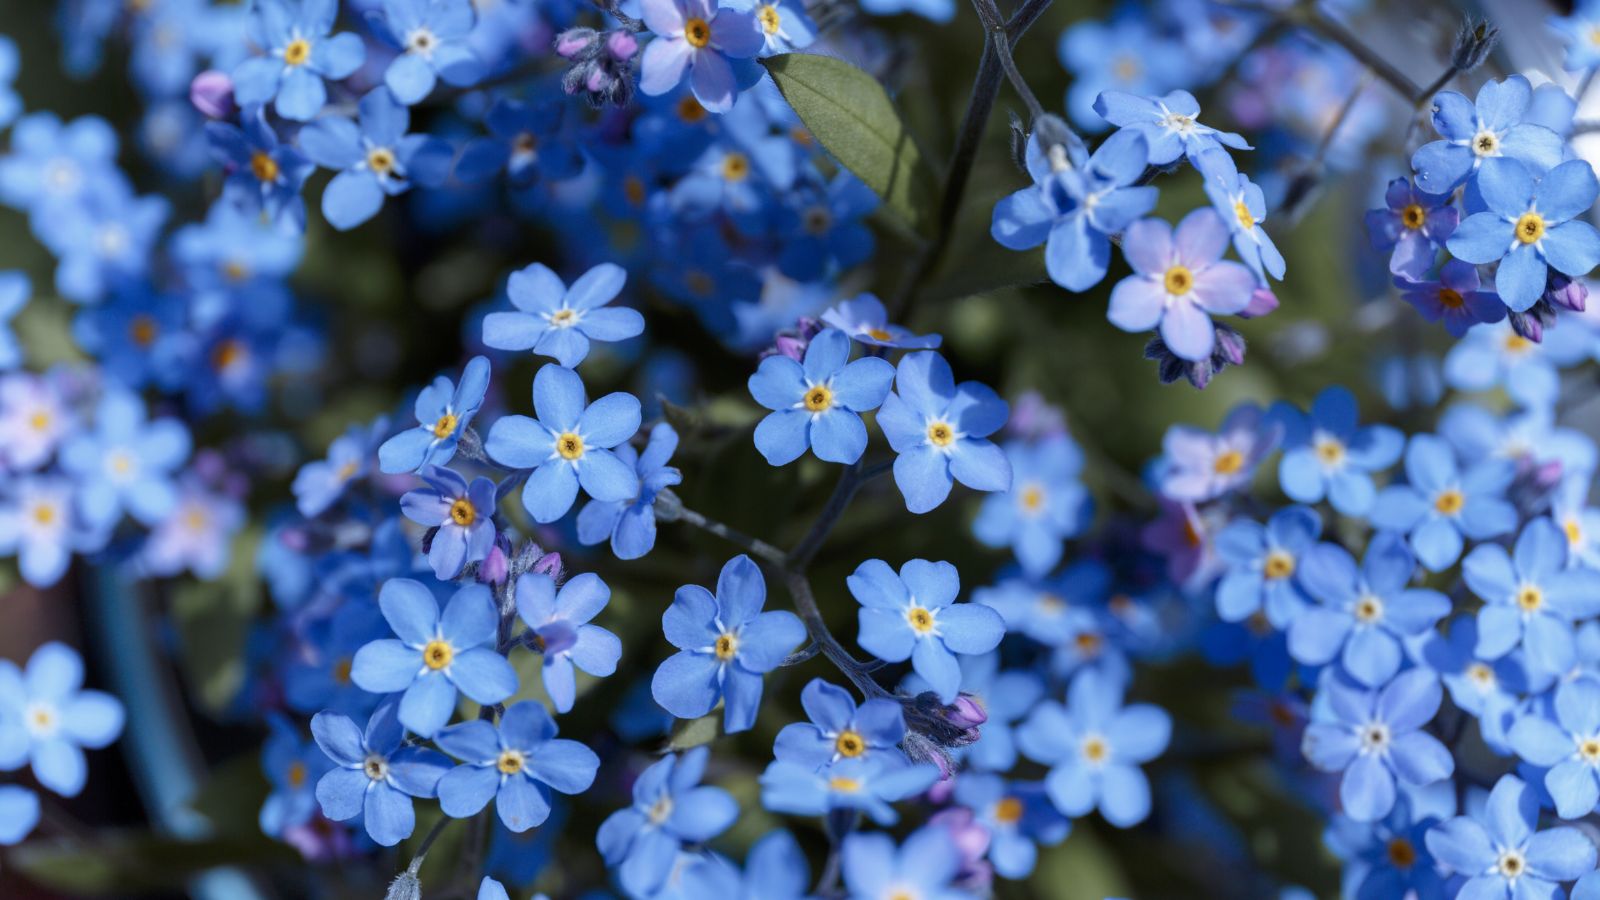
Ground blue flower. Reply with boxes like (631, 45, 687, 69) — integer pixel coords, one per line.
(293, 416, 385, 517)
(1156, 402, 1281, 503)
(1092, 89, 1250, 166)
(310, 702, 451, 846)
(33, 180, 169, 304)
(259, 716, 331, 837)
(1395, 258, 1506, 337)
(651, 554, 805, 732)
(1411, 75, 1565, 194)
(298, 88, 453, 230)
(400, 466, 498, 579)
(482, 262, 645, 368)
(435, 701, 599, 831)
(0, 271, 29, 371)
(205, 106, 313, 223)
(777, 173, 878, 281)
(679, 830, 810, 898)
(514, 571, 622, 714)
(0, 786, 39, 846)
(759, 754, 939, 824)
(1371, 434, 1517, 571)
(1214, 505, 1321, 628)
(747, 327, 894, 466)
(876, 351, 1011, 514)
(367, 0, 484, 105)
(1508, 677, 1600, 819)
(1364, 177, 1458, 281)
(819, 293, 940, 350)
(484, 363, 642, 523)
(1274, 386, 1403, 516)
(990, 130, 1158, 292)
(0, 113, 120, 217)
(0, 642, 124, 797)
(1464, 518, 1600, 677)
(1194, 147, 1285, 282)
(577, 422, 682, 560)
(1017, 669, 1169, 827)
(953, 773, 1070, 879)
(0, 35, 17, 130)
(1058, 17, 1188, 131)
(1419, 614, 1530, 754)
(840, 827, 967, 900)
(731, 0, 816, 55)
(637, 0, 763, 114)
(57, 387, 189, 530)
(1446, 158, 1600, 311)
(1324, 797, 1447, 900)
(773, 678, 908, 771)
(231, 0, 365, 122)
(379, 355, 490, 474)
(972, 436, 1091, 576)
(976, 562, 1108, 648)
(456, 99, 584, 186)
(1301, 669, 1452, 822)
(1108, 208, 1256, 361)
(1288, 533, 1450, 687)
(595, 747, 739, 897)
(849, 558, 1004, 704)
(1443, 321, 1588, 411)
(351, 578, 518, 737)
(0, 477, 86, 588)
(1426, 774, 1596, 898)
(1551, 8, 1600, 71)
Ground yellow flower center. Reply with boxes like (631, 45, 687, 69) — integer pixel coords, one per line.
(835, 730, 865, 757)
(1234, 200, 1255, 231)
(677, 95, 707, 123)
(648, 794, 674, 824)
(363, 754, 388, 781)
(250, 150, 279, 182)
(906, 605, 935, 634)
(513, 132, 538, 156)
(1581, 738, 1600, 762)
(549, 308, 578, 328)
(423, 639, 454, 670)
(130, 315, 157, 346)
(333, 657, 353, 684)
(556, 432, 585, 460)
(287, 761, 308, 788)
(432, 413, 458, 439)
(1081, 735, 1108, 763)
(1019, 483, 1045, 513)
(926, 421, 954, 446)
(803, 385, 833, 413)
(1517, 585, 1544, 612)
(1434, 489, 1464, 516)
(449, 498, 476, 527)
(1504, 333, 1534, 354)
(1467, 662, 1494, 687)
(1075, 631, 1104, 655)
(720, 152, 750, 181)
(1163, 264, 1194, 295)
(1497, 850, 1525, 878)
(993, 796, 1024, 824)
(212, 339, 246, 371)
(30, 502, 57, 527)
(1438, 288, 1465, 309)
(1354, 595, 1384, 623)
(1566, 518, 1584, 546)
(1263, 550, 1295, 580)
(828, 776, 862, 793)
(757, 4, 781, 33)
(1400, 203, 1426, 229)
(27, 410, 50, 432)
(714, 632, 739, 661)
(1387, 838, 1416, 869)
(1516, 212, 1545, 244)
(865, 327, 893, 341)
(623, 175, 646, 206)
(283, 38, 311, 66)
(683, 17, 711, 48)
(1473, 130, 1499, 156)
(1213, 449, 1244, 474)
(367, 147, 397, 174)
(1314, 437, 1345, 466)
(497, 749, 525, 775)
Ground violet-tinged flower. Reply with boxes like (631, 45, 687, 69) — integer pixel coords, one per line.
(638, 0, 763, 114)
(1364, 176, 1458, 280)
(400, 466, 498, 580)
(1395, 258, 1505, 337)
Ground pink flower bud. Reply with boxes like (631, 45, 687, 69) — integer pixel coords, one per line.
(945, 694, 988, 728)
(555, 28, 597, 59)
(1241, 286, 1279, 318)
(190, 70, 236, 119)
(606, 30, 639, 60)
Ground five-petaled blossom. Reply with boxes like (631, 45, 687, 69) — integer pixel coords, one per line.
(638, 0, 763, 113)
(1426, 774, 1596, 899)
(1301, 669, 1453, 823)
(482, 262, 645, 368)
(379, 355, 490, 474)
(1108, 207, 1256, 361)
(435, 700, 600, 832)
(877, 351, 1011, 514)
(514, 571, 622, 714)
(311, 701, 451, 846)
(849, 558, 1006, 704)
(747, 327, 894, 466)
(595, 747, 739, 897)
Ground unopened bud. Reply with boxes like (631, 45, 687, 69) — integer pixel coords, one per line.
(1241, 287, 1279, 319)
(533, 551, 563, 579)
(945, 694, 988, 728)
(190, 70, 236, 119)
(1548, 274, 1587, 312)
(1450, 18, 1498, 72)
(606, 30, 638, 60)
(555, 27, 599, 59)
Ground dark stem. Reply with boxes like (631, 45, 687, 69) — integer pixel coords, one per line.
(783, 570, 889, 698)
(1298, 7, 1423, 100)
(668, 501, 788, 566)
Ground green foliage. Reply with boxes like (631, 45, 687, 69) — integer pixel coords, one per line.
(762, 53, 940, 237)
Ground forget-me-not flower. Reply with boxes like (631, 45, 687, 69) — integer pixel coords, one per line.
(311, 701, 451, 846)
(1301, 669, 1453, 822)
(435, 700, 599, 831)
(577, 422, 682, 560)
(58, 387, 190, 530)
(298, 88, 453, 230)
(1274, 386, 1403, 516)
(1214, 505, 1320, 629)
(0, 642, 124, 798)
(1371, 434, 1517, 571)
(400, 466, 498, 580)
(1464, 518, 1600, 676)
(1411, 75, 1564, 194)
(515, 571, 621, 714)
(773, 677, 907, 771)
(367, 0, 485, 105)
(748, 327, 894, 466)
(1195, 147, 1285, 282)
(1108, 208, 1256, 361)
(379, 355, 490, 474)
(482, 262, 645, 368)
(972, 436, 1091, 576)
(1364, 176, 1458, 281)
(877, 351, 1011, 514)
(638, 0, 763, 114)
(1092, 89, 1250, 166)
(1508, 677, 1600, 819)
(231, 0, 366, 122)
(595, 747, 739, 897)
(849, 558, 1005, 704)
(1426, 774, 1596, 899)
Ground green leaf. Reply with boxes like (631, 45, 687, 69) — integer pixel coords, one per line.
(762, 53, 937, 236)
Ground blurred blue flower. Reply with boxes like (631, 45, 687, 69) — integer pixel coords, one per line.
(0, 642, 124, 797)
(1273, 386, 1402, 516)
(1214, 505, 1320, 628)
(759, 754, 938, 824)
(577, 422, 682, 560)
(596, 747, 738, 896)
(1302, 669, 1452, 822)
(379, 355, 490, 474)
(972, 436, 1090, 576)
(367, 0, 484, 105)
(1371, 434, 1517, 571)
(298, 88, 453, 229)
(1395, 258, 1505, 337)
(231, 0, 365, 121)
(1464, 518, 1600, 677)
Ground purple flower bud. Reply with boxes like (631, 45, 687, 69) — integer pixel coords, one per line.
(1215, 323, 1247, 366)
(533, 550, 563, 579)
(606, 30, 639, 60)
(773, 334, 807, 361)
(477, 539, 510, 586)
(1548, 274, 1588, 312)
(1240, 286, 1280, 318)
(929, 807, 995, 893)
(945, 694, 988, 728)
(1533, 459, 1565, 492)
(555, 27, 598, 59)
(1509, 310, 1544, 343)
(190, 70, 236, 119)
